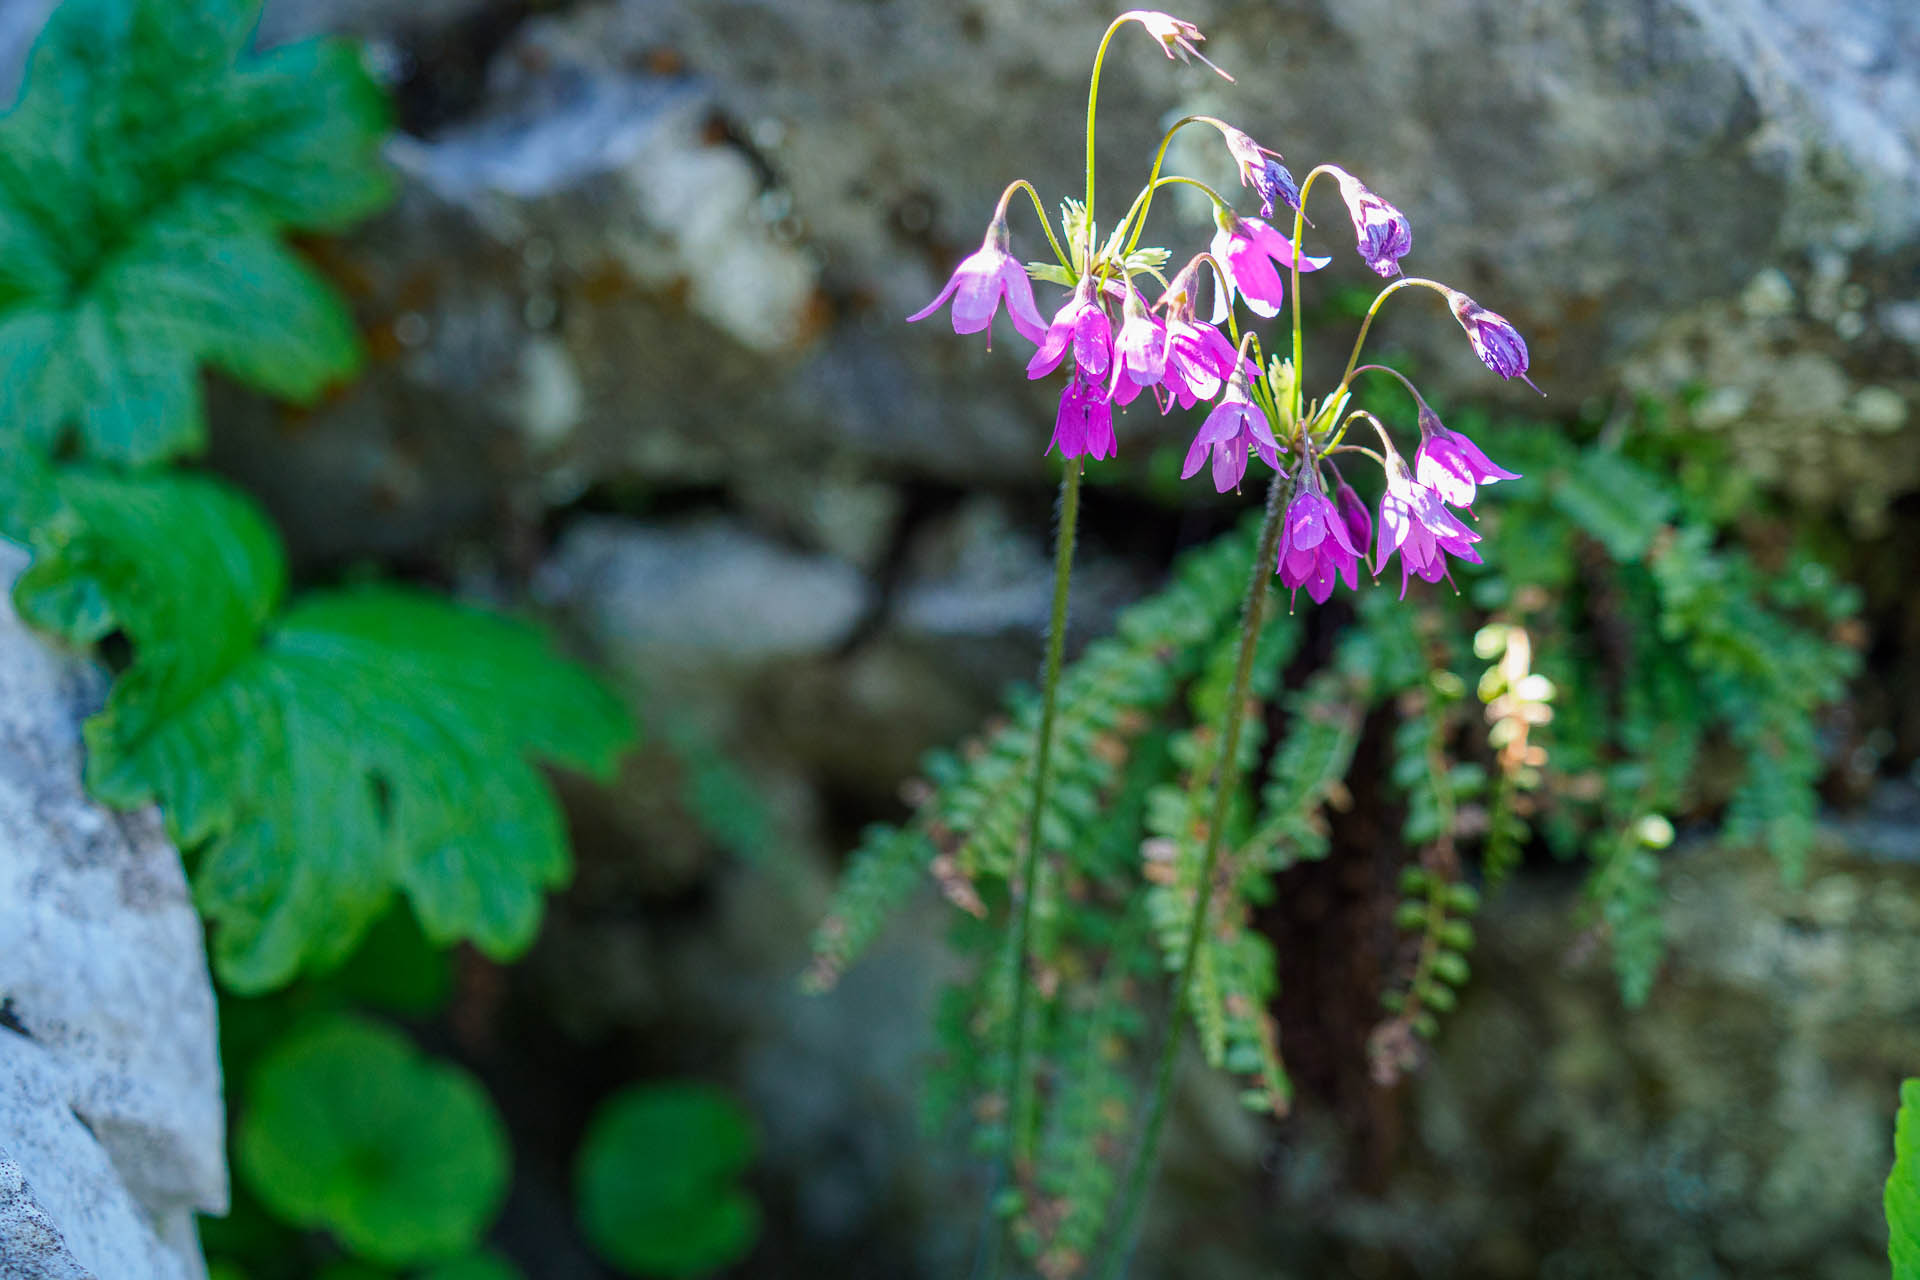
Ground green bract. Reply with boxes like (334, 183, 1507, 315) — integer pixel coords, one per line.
(575, 1083, 761, 1277)
(237, 1017, 509, 1265)
(16, 468, 634, 992)
(0, 0, 391, 464)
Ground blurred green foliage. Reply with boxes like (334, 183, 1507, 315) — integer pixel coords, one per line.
(418, 1255, 529, 1280)
(0, 6, 771, 1280)
(0, 0, 389, 465)
(236, 1016, 510, 1265)
(575, 1083, 762, 1277)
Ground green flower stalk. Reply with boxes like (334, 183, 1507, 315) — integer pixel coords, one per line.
(895, 10, 1546, 1277)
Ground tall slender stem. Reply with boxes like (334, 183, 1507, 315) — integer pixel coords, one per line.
(1084, 16, 1132, 236)
(982, 462, 1083, 1280)
(1334, 276, 1452, 396)
(1120, 115, 1203, 257)
(1005, 179, 1073, 271)
(1097, 469, 1293, 1280)
(1289, 164, 1338, 424)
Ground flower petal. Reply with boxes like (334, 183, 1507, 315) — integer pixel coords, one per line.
(998, 261, 1050, 345)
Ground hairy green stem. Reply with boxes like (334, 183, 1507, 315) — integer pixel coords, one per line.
(982, 462, 1082, 1280)
(1097, 468, 1293, 1280)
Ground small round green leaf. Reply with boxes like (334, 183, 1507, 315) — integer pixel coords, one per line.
(237, 1016, 510, 1266)
(575, 1082, 761, 1277)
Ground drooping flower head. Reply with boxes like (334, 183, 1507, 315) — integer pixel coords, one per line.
(906, 209, 1048, 347)
(1028, 274, 1113, 383)
(1110, 282, 1167, 405)
(1446, 289, 1542, 393)
(1326, 165, 1412, 278)
(1209, 208, 1331, 320)
(1216, 124, 1301, 220)
(1181, 364, 1280, 493)
(1050, 371, 1117, 461)
(1121, 10, 1234, 81)
(1276, 467, 1362, 604)
(1414, 404, 1520, 512)
(1156, 260, 1246, 410)
(1374, 448, 1482, 596)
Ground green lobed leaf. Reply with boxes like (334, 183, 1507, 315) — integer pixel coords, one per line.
(18, 467, 634, 992)
(236, 1016, 510, 1266)
(576, 1082, 761, 1278)
(1892, 1079, 1919, 1279)
(0, 0, 392, 464)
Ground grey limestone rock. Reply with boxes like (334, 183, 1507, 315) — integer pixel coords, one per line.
(0, 545, 226, 1280)
(5, 0, 1920, 560)
(538, 516, 874, 676)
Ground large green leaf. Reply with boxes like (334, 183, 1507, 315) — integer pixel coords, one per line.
(1893, 1079, 1919, 1279)
(236, 1016, 509, 1265)
(17, 468, 634, 992)
(0, 0, 391, 464)
(575, 1083, 761, 1277)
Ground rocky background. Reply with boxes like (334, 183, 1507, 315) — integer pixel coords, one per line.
(2, 0, 1918, 1276)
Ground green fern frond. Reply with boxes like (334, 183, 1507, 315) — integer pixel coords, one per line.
(1585, 820, 1666, 1008)
(809, 521, 1260, 987)
(1240, 668, 1366, 872)
(1032, 921, 1147, 1275)
(802, 823, 935, 993)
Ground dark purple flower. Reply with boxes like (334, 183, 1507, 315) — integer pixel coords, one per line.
(1181, 372, 1280, 493)
(1374, 450, 1482, 596)
(1109, 286, 1167, 405)
(1326, 166, 1411, 278)
(1209, 210, 1330, 320)
(1447, 290, 1542, 393)
(1124, 10, 1234, 81)
(1277, 481, 1361, 604)
(1333, 474, 1372, 551)
(1050, 373, 1117, 461)
(1028, 275, 1113, 382)
(907, 219, 1048, 346)
(1415, 415, 1520, 511)
(1218, 124, 1301, 220)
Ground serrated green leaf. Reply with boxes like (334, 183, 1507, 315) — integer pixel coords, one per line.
(20, 468, 633, 992)
(236, 1016, 509, 1266)
(576, 1082, 761, 1278)
(1891, 1079, 1919, 1278)
(0, 0, 392, 464)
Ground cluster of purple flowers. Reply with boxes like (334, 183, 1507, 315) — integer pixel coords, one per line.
(907, 9, 1538, 607)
